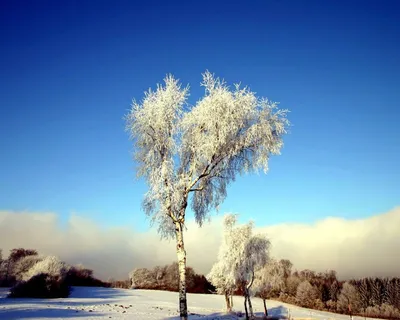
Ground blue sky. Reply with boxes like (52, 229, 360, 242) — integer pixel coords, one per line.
(1, 0, 399, 232)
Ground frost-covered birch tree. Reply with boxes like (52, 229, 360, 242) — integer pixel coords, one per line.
(207, 260, 235, 312)
(208, 214, 270, 319)
(253, 258, 285, 317)
(125, 71, 289, 320)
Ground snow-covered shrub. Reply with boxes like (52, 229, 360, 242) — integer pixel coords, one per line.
(22, 256, 70, 281)
(9, 256, 71, 298)
(9, 273, 70, 298)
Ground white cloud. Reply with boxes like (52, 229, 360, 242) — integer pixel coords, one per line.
(0, 207, 399, 280)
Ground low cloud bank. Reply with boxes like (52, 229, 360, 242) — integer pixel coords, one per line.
(0, 207, 399, 280)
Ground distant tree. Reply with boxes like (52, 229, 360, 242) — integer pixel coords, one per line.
(286, 275, 302, 297)
(382, 278, 391, 306)
(129, 263, 212, 294)
(296, 280, 318, 308)
(317, 282, 330, 303)
(325, 270, 338, 282)
(0, 250, 4, 285)
(164, 262, 180, 291)
(356, 278, 371, 314)
(371, 278, 384, 306)
(279, 259, 292, 280)
(125, 71, 289, 320)
(329, 280, 341, 302)
(253, 258, 285, 317)
(129, 268, 156, 289)
(278, 259, 292, 294)
(394, 278, 400, 310)
(8, 248, 38, 263)
(337, 282, 361, 316)
(66, 264, 107, 287)
(299, 269, 316, 282)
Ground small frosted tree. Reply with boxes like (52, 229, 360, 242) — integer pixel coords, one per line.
(208, 214, 270, 319)
(126, 71, 289, 319)
(253, 258, 285, 317)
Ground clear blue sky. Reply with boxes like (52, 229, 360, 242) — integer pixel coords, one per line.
(1, 0, 399, 231)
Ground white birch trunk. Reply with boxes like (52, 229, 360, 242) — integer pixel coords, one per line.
(175, 222, 188, 320)
(225, 292, 232, 312)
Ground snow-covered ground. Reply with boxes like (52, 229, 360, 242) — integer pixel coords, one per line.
(0, 287, 381, 320)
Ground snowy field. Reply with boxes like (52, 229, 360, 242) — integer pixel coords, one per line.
(0, 287, 381, 320)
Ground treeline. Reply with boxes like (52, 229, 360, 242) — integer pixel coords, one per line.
(261, 264, 400, 320)
(2, 247, 400, 320)
(0, 248, 109, 298)
(129, 262, 215, 294)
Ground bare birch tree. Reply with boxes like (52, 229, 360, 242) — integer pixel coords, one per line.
(125, 71, 289, 319)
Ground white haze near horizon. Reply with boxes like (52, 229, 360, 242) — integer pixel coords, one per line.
(0, 207, 399, 281)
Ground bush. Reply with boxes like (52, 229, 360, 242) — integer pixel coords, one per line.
(281, 294, 297, 305)
(326, 299, 337, 311)
(314, 299, 325, 311)
(8, 273, 70, 298)
(364, 304, 400, 319)
(8, 255, 73, 298)
(22, 256, 70, 281)
(380, 303, 400, 319)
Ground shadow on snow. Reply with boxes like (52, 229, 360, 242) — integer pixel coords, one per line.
(163, 305, 288, 320)
(0, 307, 103, 319)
